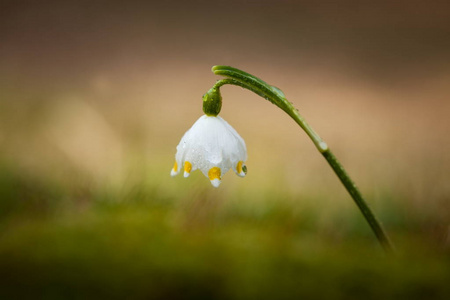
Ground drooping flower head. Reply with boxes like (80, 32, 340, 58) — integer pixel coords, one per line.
(171, 115, 247, 187)
(170, 65, 393, 251)
(171, 86, 247, 187)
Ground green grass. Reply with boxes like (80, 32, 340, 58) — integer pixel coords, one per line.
(0, 164, 449, 299)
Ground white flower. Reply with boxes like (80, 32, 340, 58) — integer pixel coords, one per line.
(171, 115, 247, 187)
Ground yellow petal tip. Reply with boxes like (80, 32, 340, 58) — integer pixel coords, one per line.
(171, 161, 178, 176)
(236, 161, 246, 177)
(208, 167, 222, 187)
(208, 167, 221, 180)
(183, 161, 192, 177)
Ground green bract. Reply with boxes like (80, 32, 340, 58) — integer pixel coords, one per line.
(202, 87, 222, 116)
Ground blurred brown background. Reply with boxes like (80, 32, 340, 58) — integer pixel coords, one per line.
(1, 0, 449, 229)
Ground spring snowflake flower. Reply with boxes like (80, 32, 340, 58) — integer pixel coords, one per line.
(171, 115, 247, 187)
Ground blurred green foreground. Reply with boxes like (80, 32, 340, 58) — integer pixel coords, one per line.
(1, 160, 449, 300)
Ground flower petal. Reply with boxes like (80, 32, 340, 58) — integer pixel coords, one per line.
(234, 161, 246, 177)
(170, 161, 179, 176)
(208, 167, 221, 188)
(183, 161, 192, 177)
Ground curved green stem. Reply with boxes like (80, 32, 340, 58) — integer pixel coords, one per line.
(211, 65, 394, 252)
